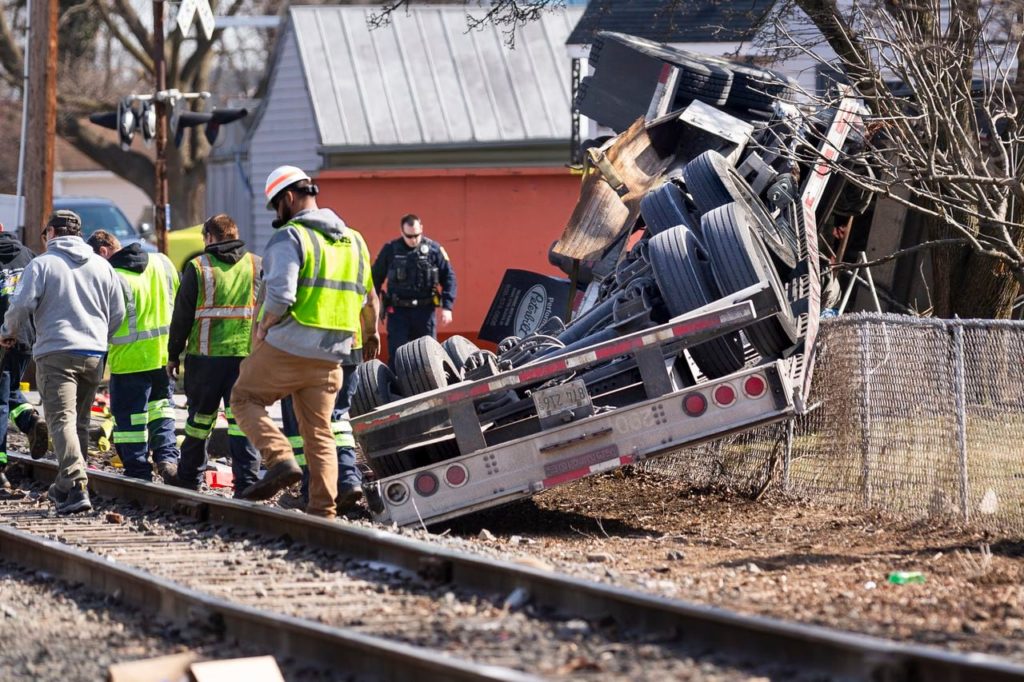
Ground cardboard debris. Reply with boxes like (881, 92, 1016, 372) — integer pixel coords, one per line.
(108, 654, 284, 682)
(190, 656, 284, 682)
(107, 652, 198, 682)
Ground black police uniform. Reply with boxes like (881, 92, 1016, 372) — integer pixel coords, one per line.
(372, 236, 456, 361)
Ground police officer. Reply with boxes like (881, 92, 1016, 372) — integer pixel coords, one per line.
(371, 214, 456, 361)
(88, 230, 180, 483)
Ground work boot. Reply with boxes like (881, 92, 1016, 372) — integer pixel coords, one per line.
(156, 461, 179, 484)
(27, 417, 49, 460)
(167, 475, 201, 492)
(336, 484, 364, 513)
(0, 468, 9, 490)
(48, 481, 92, 515)
(238, 459, 302, 501)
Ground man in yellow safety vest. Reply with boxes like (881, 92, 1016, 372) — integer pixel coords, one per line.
(232, 165, 381, 518)
(166, 214, 261, 495)
(88, 230, 180, 482)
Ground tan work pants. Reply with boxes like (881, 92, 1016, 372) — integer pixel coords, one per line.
(231, 341, 342, 518)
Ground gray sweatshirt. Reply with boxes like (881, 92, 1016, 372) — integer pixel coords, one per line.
(1, 235, 126, 358)
(261, 207, 370, 364)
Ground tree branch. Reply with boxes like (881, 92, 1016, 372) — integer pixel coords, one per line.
(0, 6, 24, 80)
(95, 0, 153, 73)
(111, 0, 153, 56)
(57, 115, 155, 199)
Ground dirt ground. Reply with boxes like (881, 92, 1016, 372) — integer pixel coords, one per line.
(435, 468, 1024, 663)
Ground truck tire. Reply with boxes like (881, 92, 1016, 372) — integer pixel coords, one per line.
(648, 226, 745, 378)
(640, 182, 699, 236)
(702, 202, 798, 358)
(442, 335, 479, 376)
(394, 336, 458, 397)
(351, 360, 399, 417)
(683, 150, 799, 270)
(725, 67, 790, 112)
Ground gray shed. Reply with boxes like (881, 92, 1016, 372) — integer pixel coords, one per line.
(207, 4, 583, 252)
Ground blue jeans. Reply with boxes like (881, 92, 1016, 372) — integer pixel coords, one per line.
(178, 355, 260, 493)
(281, 363, 360, 500)
(109, 368, 179, 480)
(386, 305, 436, 362)
(0, 348, 36, 465)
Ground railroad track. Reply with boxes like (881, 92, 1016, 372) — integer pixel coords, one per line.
(3, 454, 1023, 681)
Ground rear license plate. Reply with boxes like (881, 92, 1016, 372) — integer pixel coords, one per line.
(533, 380, 593, 428)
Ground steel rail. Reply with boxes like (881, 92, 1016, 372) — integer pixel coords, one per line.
(0, 522, 534, 682)
(10, 453, 1024, 682)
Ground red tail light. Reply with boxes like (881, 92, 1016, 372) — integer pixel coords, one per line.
(683, 392, 707, 417)
(713, 384, 736, 407)
(414, 472, 439, 497)
(743, 375, 767, 399)
(445, 464, 468, 487)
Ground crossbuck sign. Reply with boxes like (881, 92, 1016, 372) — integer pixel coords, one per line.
(176, 0, 215, 41)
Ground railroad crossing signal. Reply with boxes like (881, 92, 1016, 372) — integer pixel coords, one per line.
(176, 0, 215, 41)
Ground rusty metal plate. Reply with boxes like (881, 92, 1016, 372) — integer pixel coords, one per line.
(553, 117, 674, 261)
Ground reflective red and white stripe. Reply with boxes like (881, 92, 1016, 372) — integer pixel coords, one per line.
(543, 454, 635, 488)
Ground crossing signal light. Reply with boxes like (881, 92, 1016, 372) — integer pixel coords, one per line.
(174, 111, 213, 147)
(204, 108, 248, 145)
(90, 98, 248, 149)
(139, 101, 157, 146)
(88, 99, 138, 150)
(117, 99, 137, 149)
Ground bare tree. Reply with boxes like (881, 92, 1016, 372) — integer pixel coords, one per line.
(769, 0, 1024, 318)
(0, 0, 283, 228)
(369, 0, 565, 46)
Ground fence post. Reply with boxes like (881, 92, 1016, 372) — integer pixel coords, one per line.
(783, 418, 793, 493)
(952, 321, 970, 522)
(859, 325, 873, 506)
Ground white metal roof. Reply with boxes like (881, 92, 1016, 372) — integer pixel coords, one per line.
(290, 4, 583, 150)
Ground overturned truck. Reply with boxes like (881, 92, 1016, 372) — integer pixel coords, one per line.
(351, 33, 867, 527)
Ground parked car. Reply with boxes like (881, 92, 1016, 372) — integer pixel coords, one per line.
(52, 197, 205, 272)
(52, 196, 156, 254)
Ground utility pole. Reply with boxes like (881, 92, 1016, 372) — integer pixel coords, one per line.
(153, 0, 169, 254)
(23, 0, 57, 253)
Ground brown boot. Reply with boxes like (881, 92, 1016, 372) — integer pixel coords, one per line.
(27, 417, 49, 460)
(238, 460, 302, 501)
(336, 484, 364, 513)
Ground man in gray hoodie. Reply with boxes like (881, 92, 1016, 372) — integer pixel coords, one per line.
(0, 210, 125, 514)
(232, 165, 380, 518)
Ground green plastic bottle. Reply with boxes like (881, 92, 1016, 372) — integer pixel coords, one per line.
(887, 571, 926, 584)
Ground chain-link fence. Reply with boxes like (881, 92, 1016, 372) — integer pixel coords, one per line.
(645, 314, 1024, 535)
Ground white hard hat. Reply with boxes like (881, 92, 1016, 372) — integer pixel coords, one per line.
(264, 165, 311, 209)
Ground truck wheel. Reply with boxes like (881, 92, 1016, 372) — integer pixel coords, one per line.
(683, 150, 799, 270)
(648, 226, 745, 378)
(351, 360, 399, 417)
(725, 67, 790, 112)
(394, 337, 459, 397)
(640, 182, 699, 236)
(442, 335, 479, 376)
(702, 202, 798, 358)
